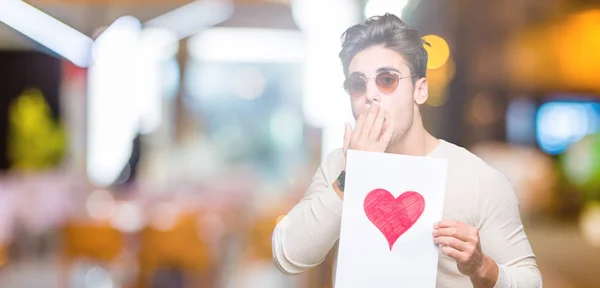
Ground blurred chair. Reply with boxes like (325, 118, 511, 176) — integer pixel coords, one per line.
(137, 212, 213, 288)
(60, 220, 125, 287)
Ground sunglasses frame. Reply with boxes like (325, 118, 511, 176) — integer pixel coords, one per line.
(343, 71, 419, 97)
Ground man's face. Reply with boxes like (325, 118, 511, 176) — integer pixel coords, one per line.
(346, 45, 427, 144)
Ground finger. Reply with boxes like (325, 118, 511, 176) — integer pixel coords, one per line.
(369, 105, 385, 141)
(433, 236, 470, 252)
(377, 115, 394, 146)
(439, 245, 469, 263)
(351, 112, 367, 145)
(433, 227, 472, 242)
(360, 104, 379, 138)
(434, 220, 461, 229)
(343, 122, 352, 155)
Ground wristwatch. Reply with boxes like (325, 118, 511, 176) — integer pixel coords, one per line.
(336, 170, 346, 191)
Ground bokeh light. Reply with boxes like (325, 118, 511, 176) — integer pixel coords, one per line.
(580, 201, 600, 248)
(537, 101, 600, 155)
(562, 134, 600, 200)
(507, 9, 600, 93)
(86, 190, 116, 221)
(469, 92, 501, 126)
(422, 34, 450, 70)
(425, 57, 455, 107)
(471, 143, 557, 216)
(232, 67, 267, 100)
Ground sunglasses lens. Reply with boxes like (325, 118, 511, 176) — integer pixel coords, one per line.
(375, 72, 399, 93)
(344, 77, 367, 97)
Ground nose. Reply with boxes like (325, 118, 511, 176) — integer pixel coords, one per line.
(365, 80, 381, 104)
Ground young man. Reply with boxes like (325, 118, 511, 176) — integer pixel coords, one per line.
(272, 13, 542, 288)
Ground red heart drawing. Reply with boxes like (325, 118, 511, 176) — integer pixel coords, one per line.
(363, 189, 425, 250)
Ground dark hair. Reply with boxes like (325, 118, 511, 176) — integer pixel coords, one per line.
(339, 13, 430, 82)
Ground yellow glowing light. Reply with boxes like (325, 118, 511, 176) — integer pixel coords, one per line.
(555, 10, 600, 91)
(426, 57, 455, 107)
(422, 34, 450, 70)
(506, 9, 600, 92)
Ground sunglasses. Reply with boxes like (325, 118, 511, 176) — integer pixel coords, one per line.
(343, 71, 416, 98)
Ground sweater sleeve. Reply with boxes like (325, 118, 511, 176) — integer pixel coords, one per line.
(476, 169, 543, 288)
(272, 148, 345, 275)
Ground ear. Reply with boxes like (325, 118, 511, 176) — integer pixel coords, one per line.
(413, 77, 429, 105)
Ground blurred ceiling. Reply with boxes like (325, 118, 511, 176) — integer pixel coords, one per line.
(2, 0, 599, 93)
(0, 2, 182, 49)
(0, 0, 295, 50)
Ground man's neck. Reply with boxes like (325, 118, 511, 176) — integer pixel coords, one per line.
(386, 112, 440, 157)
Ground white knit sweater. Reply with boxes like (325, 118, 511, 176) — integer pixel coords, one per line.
(272, 140, 542, 287)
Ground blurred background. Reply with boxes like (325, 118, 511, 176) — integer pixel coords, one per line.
(0, 0, 599, 287)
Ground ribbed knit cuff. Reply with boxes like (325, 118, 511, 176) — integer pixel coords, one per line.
(493, 264, 510, 288)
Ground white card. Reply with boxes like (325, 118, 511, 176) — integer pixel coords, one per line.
(334, 150, 448, 288)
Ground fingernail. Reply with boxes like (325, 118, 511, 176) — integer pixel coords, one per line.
(432, 230, 438, 236)
(433, 222, 439, 228)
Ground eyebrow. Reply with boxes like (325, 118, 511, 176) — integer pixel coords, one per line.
(349, 66, 402, 77)
(376, 66, 401, 74)
(349, 71, 365, 77)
